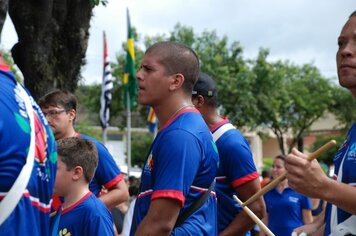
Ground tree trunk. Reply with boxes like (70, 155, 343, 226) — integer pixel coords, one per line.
(8, 0, 93, 100)
(0, 0, 8, 42)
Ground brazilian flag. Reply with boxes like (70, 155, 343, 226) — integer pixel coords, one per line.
(123, 8, 138, 110)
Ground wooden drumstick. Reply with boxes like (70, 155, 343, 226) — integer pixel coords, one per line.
(233, 195, 275, 236)
(241, 140, 337, 207)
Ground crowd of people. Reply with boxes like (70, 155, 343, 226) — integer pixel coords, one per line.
(1, 10, 356, 236)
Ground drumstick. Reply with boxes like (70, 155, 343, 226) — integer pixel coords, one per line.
(241, 140, 336, 207)
(233, 195, 275, 236)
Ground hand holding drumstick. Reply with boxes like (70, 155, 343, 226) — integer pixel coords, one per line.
(285, 140, 337, 198)
(233, 195, 275, 236)
(242, 140, 336, 207)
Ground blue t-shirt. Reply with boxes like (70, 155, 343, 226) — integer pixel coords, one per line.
(130, 108, 219, 235)
(324, 123, 356, 235)
(212, 119, 259, 235)
(264, 187, 312, 236)
(78, 134, 123, 195)
(0, 65, 57, 235)
(50, 192, 114, 236)
(52, 133, 123, 210)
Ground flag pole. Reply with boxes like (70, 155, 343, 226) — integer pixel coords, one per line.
(127, 93, 131, 177)
(102, 31, 106, 145)
(102, 128, 107, 144)
(153, 122, 158, 138)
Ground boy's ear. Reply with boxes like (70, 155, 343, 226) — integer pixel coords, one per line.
(72, 166, 83, 181)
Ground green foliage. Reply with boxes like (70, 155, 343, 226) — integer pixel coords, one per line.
(131, 132, 154, 167)
(262, 157, 273, 171)
(75, 121, 102, 141)
(329, 86, 356, 130)
(1, 50, 23, 82)
(75, 84, 102, 125)
(90, 0, 108, 7)
(310, 134, 346, 165)
(239, 50, 335, 154)
(76, 84, 101, 113)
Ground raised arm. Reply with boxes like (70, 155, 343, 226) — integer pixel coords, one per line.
(286, 148, 356, 215)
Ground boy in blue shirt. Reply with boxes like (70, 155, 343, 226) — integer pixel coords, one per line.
(51, 137, 114, 236)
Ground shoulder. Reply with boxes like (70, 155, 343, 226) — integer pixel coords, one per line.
(217, 129, 252, 155)
(82, 194, 111, 214)
(78, 134, 100, 144)
(79, 134, 111, 153)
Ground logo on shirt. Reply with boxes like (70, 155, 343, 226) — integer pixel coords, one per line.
(334, 137, 349, 161)
(59, 228, 71, 236)
(147, 153, 154, 170)
(288, 196, 299, 203)
(346, 143, 356, 162)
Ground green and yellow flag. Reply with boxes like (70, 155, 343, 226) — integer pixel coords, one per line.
(123, 8, 138, 110)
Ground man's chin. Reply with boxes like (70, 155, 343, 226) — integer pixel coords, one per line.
(138, 98, 150, 106)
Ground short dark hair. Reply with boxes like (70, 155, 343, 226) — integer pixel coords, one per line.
(57, 137, 98, 183)
(192, 72, 219, 107)
(275, 154, 286, 163)
(145, 41, 200, 94)
(350, 10, 356, 18)
(38, 89, 77, 112)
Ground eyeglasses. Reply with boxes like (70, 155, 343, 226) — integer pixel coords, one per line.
(43, 109, 66, 118)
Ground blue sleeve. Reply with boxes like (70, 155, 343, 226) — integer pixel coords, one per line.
(301, 195, 312, 210)
(152, 129, 201, 200)
(217, 131, 258, 187)
(94, 141, 122, 188)
(88, 213, 115, 235)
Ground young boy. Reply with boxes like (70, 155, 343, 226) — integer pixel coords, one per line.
(51, 137, 114, 235)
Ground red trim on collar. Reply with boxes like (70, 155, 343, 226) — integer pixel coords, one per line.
(0, 64, 11, 71)
(159, 108, 199, 131)
(210, 117, 229, 133)
(61, 191, 92, 214)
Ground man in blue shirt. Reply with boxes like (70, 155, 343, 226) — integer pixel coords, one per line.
(131, 41, 219, 235)
(286, 11, 356, 236)
(192, 72, 266, 235)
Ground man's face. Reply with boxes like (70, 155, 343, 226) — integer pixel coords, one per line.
(337, 16, 356, 93)
(136, 53, 172, 106)
(41, 105, 74, 140)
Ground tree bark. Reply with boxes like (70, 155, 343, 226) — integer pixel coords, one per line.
(8, 0, 93, 100)
(0, 0, 8, 42)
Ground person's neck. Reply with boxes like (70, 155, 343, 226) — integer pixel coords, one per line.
(276, 179, 288, 193)
(203, 109, 224, 129)
(62, 186, 90, 210)
(350, 88, 356, 98)
(56, 128, 77, 140)
(154, 99, 194, 126)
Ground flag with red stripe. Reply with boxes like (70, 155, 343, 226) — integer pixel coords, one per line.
(99, 31, 114, 129)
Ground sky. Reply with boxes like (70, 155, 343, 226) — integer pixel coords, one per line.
(1, 0, 355, 85)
